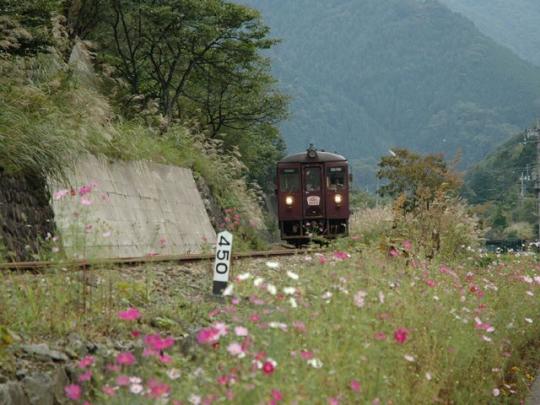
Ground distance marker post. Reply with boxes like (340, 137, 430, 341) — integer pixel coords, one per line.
(212, 231, 233, 295)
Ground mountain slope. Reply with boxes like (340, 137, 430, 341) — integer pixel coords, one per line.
(242, 0, 540, 185)
(439, 0, 540, 66)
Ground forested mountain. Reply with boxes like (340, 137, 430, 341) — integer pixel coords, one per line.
(439, 0, 540, 66)
(242, 0, 540, 186)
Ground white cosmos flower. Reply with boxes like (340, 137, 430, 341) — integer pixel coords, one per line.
(525, 318, 533, 324)
(167, 368, 181, 380)
(283, 287, 296, 295)
(223, 284, 234, 296)
(237, 272, 251, 281)
(266, 261, 279, 269)
(322, 291, 333, 300)
(404, 355, 415, 362)
(267, 284, 277, 295)
(129, 377, 142, 384)
(307, 358, 323, 368)
(378, 291, 385, 304)
(287, 271, 299, 280)
(254, 277, 264, 287)
(425, 372, 432, 381)
(130, 384, 144, 394)
(289, 297, 298, 308)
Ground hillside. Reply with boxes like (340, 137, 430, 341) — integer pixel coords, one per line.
(439, 0, 540, 66)
(242, 0, 540, 185)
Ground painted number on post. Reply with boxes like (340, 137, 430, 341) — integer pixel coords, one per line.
(213, 231, 233, 295)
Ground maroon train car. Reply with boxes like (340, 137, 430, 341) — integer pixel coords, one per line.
(276, 145, 350, 244)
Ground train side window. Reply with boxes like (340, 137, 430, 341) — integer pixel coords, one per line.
(280, 168, 300, 192)
(305, 167, 321, 192)
(327, 167, 345, 191)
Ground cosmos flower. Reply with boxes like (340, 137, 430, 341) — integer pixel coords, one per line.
(64, 384, 82, 400)
(394, 328, 409, 344)
(117, 308, 141, 321)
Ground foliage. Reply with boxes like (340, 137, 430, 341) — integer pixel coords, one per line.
(243, 0, 540, 187)
(2, 247, 540, 403)
(439, 0, 540, 66)
(79, 0, 288, 187)
(377, 148, 461, 212)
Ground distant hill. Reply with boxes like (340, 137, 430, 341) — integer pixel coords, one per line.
(439, 0, 540, 66)
(242, 0, 540, 186)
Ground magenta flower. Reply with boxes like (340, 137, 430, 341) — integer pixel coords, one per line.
(116, 352, 136, 366)
(78, 184, 93, 196)
(300, 350, 314, 360)
(350, 379, 361, 392)
(262, 361, 275, 375)
(78, 370, 92, 382)
(116, 375, 130, 386)
(318, 256, 327, 264)
(333, 251, 350, 260)
(394, 328, 409, 344)
(197, 327, 221, 345)
(78, 355, 95, 369)
(147, 379, 171, 398)
(425, 279, 436, 288)
(402, 240, 412, 251)
(144, 334, 175, 351)
(64, 384, 82, 400)
(272, 389, 283, 401)
(118, 307, 141, 321)
(389, 247, 399, 257)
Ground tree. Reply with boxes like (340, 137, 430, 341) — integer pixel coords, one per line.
(377, 148, 461, 211)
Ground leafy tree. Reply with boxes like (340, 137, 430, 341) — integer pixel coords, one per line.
(377, 148, 461, 211)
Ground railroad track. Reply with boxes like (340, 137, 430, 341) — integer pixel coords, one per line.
(0, 247, 317, 271)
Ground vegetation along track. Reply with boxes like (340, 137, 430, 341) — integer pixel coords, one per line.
(0, 247, 322, 272)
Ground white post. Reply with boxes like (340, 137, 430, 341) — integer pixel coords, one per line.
(212, 231, 233, 295)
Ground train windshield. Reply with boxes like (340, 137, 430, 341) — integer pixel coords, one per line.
(305, 167, 321, 192)
(280, 168, 300, 192)
(327, 167, 345, 190)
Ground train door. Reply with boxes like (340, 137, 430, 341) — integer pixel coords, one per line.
(303, 165, 325, 217)
(325, 163, 349, 219)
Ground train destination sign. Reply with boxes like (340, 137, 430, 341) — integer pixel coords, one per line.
(212, 230, 233, 295)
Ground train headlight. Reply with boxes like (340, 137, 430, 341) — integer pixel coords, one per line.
(285, 196, 294, 206)
(334, 194, 343, 205)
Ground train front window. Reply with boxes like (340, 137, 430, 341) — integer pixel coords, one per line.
(305, 167, 321, 192)
(327, 167, 345, 190)
(280, 168, 300, 193)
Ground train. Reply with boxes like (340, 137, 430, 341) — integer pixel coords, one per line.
(276, 145, 350, 245)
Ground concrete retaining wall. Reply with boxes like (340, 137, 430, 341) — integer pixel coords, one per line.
(50, 156, 216, 259)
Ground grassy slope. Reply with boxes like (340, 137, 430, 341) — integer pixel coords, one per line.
(1, 234, 539, 403)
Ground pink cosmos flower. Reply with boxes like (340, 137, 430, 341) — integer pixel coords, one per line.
(250, 313, 261, 323)
(425, 279, 436, 288)
(79, 184, 93, 196)
(102, 385, 116, 397)
(197, 327, 221, 345)
(394, 328, 409, 344)
(118, 307, 141, 321)
(78, 370, 92, 382)
(328, 398, 340, 405)
(214, 322, 228, 337)
(78, 355, 95, 369)
(293, 321, 306, 333)
(350, 380, 361, 392)
(334, 251, 350, 260)
(319, 256, 327, 264)
(235, 326, 249, 336)
(300, 350, 314, 360)
(80, 197, 92, 206)
(65, 384, 82, 400)
(262, 361, 275, 375)
(227, 342, 245, 357)
(116, 351, 136, 366)
(144, 334, 175, 351)
(116, 375, 130, 386)
(105, 363, 120, 372)
(159, 354, 172, 363)
(389, 247, 399, 257)
(374, 332, 387, 341)
(402, 240, 412, 251)
(147, 379, 171, 398)
(272, 389, 283, 401)
(54, 189, 70, 200)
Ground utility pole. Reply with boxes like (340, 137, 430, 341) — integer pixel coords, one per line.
(528, 122, 540, 240)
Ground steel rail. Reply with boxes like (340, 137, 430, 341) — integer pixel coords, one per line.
(0, 248, 315, 271)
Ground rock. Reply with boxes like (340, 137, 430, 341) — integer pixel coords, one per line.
(51, 368, 69, 405)
(15, 369, 27, 381)
(22, 374, 54, 405)
(0, 382, 29, 405)
(20, 344, 68, 362)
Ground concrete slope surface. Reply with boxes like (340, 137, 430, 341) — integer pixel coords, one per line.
(50, 156, 216, 259)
